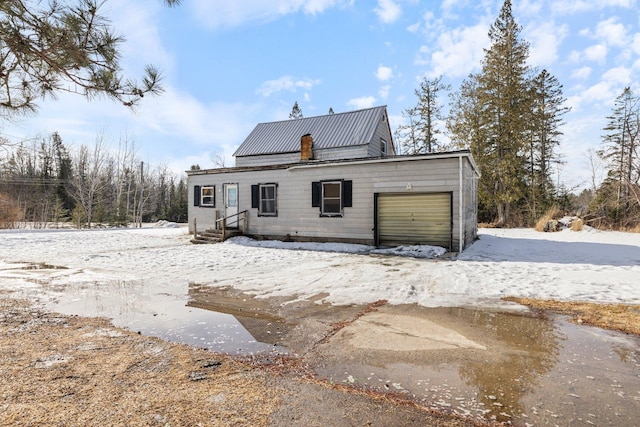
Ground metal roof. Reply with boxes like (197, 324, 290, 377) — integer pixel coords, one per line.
(233, 106, 388, 157)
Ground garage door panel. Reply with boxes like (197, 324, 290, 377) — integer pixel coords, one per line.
(378, 193, 451, 249)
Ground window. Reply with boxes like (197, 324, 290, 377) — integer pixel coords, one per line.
(311, 180, 352, 217)
(380, 138, 387, 155)
(201, 186, 215, 206)
(251, 183, 278, 216)
(193, 185, 215, 207)
(322, 181, 342, 215)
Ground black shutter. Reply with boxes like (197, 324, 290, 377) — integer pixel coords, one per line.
(311, 182, 320, 207)
(211, 185, 216, 207)
(342, 180, 353, 208)
(251, 185, 259, 209)
(193, 185, 201, 206)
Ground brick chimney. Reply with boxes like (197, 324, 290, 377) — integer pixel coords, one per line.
(300, 134, 314, 161)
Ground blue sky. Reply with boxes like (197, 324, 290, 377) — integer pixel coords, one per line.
(2, 0, 640, 190)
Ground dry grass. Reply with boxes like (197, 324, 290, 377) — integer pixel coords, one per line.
(628, 223, 640, 233)
(534, 206, 561, 232)
(0, 298, 280, 427)
(570, 217, 584, 231)
(0, 193, 23, 229)
(503, 297, 640, 336)
(1, 296, 483, 427)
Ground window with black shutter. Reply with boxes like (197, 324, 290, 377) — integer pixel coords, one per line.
(312, 179, 353, 217)
(253, 183, 277, 216)
(194, 185, 215, 207)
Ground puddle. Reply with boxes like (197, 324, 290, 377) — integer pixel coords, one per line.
(315, 306, 640, 425)
(2, 261, 639, 425)
(38, 279, 288, 355)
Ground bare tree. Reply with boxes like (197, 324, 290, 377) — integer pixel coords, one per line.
(68, 134, 108, 227)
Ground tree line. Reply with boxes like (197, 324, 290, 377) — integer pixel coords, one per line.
(0, 132, 188, 229)
(2, 0, 637, 230)
(394, 0, 639, 230)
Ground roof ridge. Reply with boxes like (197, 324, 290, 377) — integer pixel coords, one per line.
(254, 105, 387, 126)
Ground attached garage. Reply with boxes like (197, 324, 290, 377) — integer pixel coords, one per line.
(376, 192, 452, 250)
(190, 150, 479, 253)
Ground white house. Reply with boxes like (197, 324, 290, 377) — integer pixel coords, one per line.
(187, 106, 479, 252)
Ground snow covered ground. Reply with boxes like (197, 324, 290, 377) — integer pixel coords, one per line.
(1, 224, 639, 308)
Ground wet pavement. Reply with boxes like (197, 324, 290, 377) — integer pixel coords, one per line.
(3, 261, 640, 426)
(313, 305, 640, 425)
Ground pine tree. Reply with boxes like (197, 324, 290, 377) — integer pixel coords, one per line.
(527, 69, 570, 219)
(52, 132, 74, 214)
(0, 0, 180, 119)
(449, 0, 531, 225)
(289, 101, 303, 119)
(395, 107, 420, 155)
(416, 76, 450, 153)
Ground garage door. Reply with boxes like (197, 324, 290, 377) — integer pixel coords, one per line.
(377, 193, 451, 249)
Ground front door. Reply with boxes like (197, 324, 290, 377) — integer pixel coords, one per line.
(224, 183, 238, 227)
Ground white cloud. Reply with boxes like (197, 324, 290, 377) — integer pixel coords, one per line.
(579, 18, 629, 49)
(375, 66, 394, 81)
(577, 81, 616, 105)
(135, 87, 254, 146)
(378, 85, 391, 100)
(602, 67, 632, 86)
(526, 21, 569, 67)
(190, 0, 350, 29)
(594, 18, 628, 47)
(633, 33, 640, 55)
(584, 44, 608, 63)
(347, 96, 376, 109)
(424, 21, 490, 78)
(571, 66, 592, 80)
(441, 0, 470, 16)
(106, 0, 175, 77)
(374, 0, 402, 24)
(407, 22, 421, 33)
(550, 0, 635, 14)
(516, 0, 543, 16)
(257, 76, 321, 97)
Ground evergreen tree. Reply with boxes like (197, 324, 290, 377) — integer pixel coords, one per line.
(289, 101, 303, 119)
(449, 0, 531, 225)
(394, 107, 421, 155)
(0, 0, 180, 119)
(52, 132, 74, 214)
(527, 69, 570, 219)
(416, 76, 450, 153)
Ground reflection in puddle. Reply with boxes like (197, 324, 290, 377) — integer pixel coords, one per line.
(3, 262, 638, 425)
(187, 283, 292, 347)
(42, 279, 287, 355)
(316, 306, 640, 425)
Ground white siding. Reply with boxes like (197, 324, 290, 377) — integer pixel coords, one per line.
(235, 152, 299, 167)
(188, 153, 478, 250)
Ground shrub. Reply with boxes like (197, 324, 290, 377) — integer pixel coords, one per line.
(534, 206, 561, 232)
(0, 193, 23, 229)
(570, 218, 584, 231)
